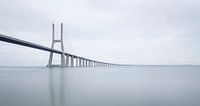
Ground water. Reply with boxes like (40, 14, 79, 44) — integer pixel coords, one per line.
(0, 66, 200, 106)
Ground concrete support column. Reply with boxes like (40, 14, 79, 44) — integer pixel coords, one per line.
(88, 60, 90, 67)
(66, 55, 69, 67)
(71, 56, 74, 67)
(85, 59, 87, 67)
(91, 61, 93, 66)
(79, 58, 82, 67)
(89, 61, 91, 67)
(83, 59, 85, 67)
(82, 59, 85, 67)
(76, 57, 78, 67)
(94, 62, 96, 66)
(88, 60, 90, 66)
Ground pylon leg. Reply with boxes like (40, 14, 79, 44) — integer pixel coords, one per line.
(47, 23, 66, 67)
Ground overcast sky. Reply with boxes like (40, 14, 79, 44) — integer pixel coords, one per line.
(0, 0, 200, 66)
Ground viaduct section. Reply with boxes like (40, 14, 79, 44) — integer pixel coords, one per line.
(0, 23, 128, 67)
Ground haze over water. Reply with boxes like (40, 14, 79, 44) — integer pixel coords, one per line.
(0, 65, 200, 106)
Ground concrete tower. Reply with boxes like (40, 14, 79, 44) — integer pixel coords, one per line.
(47, 23, 66, 67)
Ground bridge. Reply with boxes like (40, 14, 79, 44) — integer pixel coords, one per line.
(0, 23, 130, 67)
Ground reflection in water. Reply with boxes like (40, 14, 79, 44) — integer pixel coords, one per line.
(49, 68, 66, 106)
(0, 66, 200, 106)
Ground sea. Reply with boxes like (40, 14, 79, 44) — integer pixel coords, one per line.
(0, 65, 200, 106)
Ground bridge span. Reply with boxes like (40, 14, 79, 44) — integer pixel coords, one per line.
(0, 24, 129, 67)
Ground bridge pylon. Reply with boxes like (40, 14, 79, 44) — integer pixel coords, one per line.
(47, 23, 66, 67)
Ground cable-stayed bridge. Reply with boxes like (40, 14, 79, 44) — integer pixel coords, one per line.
(0, 23, 130, 67)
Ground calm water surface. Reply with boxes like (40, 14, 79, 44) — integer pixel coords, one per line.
(0, 66, 200, 106)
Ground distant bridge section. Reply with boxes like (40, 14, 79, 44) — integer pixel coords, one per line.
(0, 23, 132, 67)
(0, 33, 127, 67)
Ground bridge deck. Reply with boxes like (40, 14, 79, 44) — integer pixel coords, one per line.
(0, 34, 102, 63)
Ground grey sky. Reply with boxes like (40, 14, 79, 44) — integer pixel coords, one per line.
(0, 0, 200, 66)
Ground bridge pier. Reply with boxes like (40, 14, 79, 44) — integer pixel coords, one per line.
(85, 59, 88, 67)
(82, 59, 84, 67)
(79, 58, 81, 67)
(71, 56, 74, 67)
(91, 61, 94, 67)
(83, 59, 85, 67)
(86, 60, 88, 67)
(88, 60, 90, 67)
(85, 60, 87, 67)
(94, 62, 96, 66)
(81, 59, 83, 67)
(66, 55, 69, 67)
(76, 57, 78, 67)
(89, 60, 92, 67)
